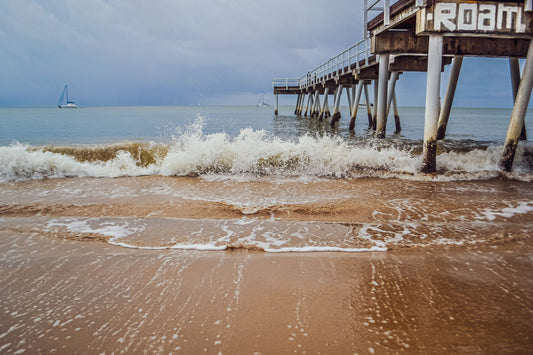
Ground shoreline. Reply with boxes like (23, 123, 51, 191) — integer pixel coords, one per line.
(1, 176, 532, 353)
(1, 232, 531, 354)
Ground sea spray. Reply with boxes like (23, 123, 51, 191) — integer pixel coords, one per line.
(1, 119, 532, 182)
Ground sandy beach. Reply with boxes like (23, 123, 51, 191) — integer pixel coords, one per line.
(1, 176, 532, 354)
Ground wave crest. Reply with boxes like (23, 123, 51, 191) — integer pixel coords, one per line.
(1, 120, 532, 182)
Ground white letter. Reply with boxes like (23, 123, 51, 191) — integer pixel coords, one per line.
(435, 3, 457, 31)
(498, 4, 519, 30)
(478, 4, 496, 31)
(458, 3, 477, 31)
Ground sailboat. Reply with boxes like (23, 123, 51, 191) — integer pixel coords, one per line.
(57, 85, 81, 108)
(256, 95, 270, 107)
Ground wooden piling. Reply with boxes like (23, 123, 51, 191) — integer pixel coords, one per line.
(275, 94, 279, 116)
(500, 40, 533, 172)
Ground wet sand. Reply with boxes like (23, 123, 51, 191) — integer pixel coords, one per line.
(1, 233, 532, 354)
(1, 176, 533, 353)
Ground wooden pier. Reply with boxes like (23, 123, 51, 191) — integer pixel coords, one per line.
(273, 0, 533, 173)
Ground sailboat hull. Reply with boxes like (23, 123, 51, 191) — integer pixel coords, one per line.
(58, 103, 80, 108)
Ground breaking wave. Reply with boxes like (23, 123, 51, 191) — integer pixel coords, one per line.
(1, 119, 532, 182)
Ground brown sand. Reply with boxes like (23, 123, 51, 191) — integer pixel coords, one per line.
(1, 232, 532, 354)
(1, 176, 533, 353)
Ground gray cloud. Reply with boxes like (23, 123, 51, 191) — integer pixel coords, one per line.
(0, 0, 521, 108)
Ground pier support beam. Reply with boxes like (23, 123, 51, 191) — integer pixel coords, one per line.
(386, 72, 399, 117)
(364, 84, 373, 128)
(392, 91, 401, 133)
(437, 56, 463, 140)
(331, 85, 344, 127)
(346, 85, 353, 117)
(500, 40, 533, 172)
(422, 35, 443, 174)
(294, 94, 301, 115)
(319, 88, 330, 120)
(312, 91, 321, 118)
(275, 94, 279, 116)
(324, 93, 331, 118)
(510, 57, 528, 140)
(372, 80, 378, 130)
(304, 92, 312, 117)
(349, 82, 364, 131)
(376, 54, 390, 138)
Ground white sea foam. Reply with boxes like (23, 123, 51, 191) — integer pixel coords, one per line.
(45, 218, 145, 240)
(475, 201, 533, 221)
(1, 121, 532, 182)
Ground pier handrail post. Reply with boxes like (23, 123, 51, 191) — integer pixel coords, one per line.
(500, 40, 533, 172)
(437, 56, 464, 140)
(376, 54, 390, 138)
(422, 34, 444, 174)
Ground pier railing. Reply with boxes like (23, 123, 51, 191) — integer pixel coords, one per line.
(272, 37, 372, 90)
(272, 78, 300, 89)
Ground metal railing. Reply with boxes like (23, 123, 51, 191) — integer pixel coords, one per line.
(272, 78, 300, 89)
(272, 0, 423, 91)
(272, 37, 372, 90)
(297, 37, 372, 89)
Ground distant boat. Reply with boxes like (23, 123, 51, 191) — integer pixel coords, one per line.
(257, 95, 270, 107)
(57, 85, 81, 108)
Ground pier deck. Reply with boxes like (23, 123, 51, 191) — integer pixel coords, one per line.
(273, 0, 533, 173)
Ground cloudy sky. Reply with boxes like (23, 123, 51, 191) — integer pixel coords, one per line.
(0, 0, 525, 108)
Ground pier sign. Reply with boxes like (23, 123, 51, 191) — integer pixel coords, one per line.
(417, 0, 532, 36)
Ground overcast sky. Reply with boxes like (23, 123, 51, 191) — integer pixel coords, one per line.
(0, 0, 524, 108)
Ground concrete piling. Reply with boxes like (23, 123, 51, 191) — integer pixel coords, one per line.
(510, 57, 528, 141)
(436, 56, 463, 140)
(422, 35, 443, 174)
(364, 84, 373, 128)
(349, 81, 364, 131)
(319, 88, 329, 120)
(331, 85, 344, 127)
(376, 54, 390, 138)
(304, 92, 312, 117)
(392, 91, 401, 133)
(294, 94, 301, 115)
(372, 80, 378, 130)
(500, 40, 533, 172)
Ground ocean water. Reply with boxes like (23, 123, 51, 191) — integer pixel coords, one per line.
(1, 105, 533, 180)
(1, 105, 533, 252)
